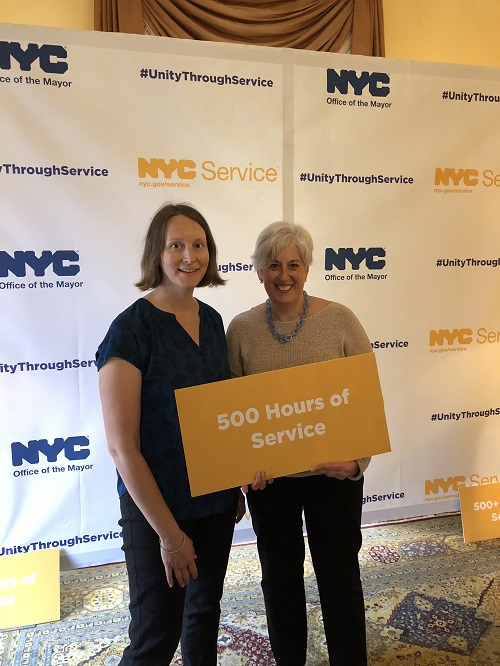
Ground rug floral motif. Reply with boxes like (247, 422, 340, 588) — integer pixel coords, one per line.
(1, 514, 499, 665)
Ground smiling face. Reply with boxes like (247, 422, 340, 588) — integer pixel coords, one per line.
(258, 244, 309, 312)
(160, 215, 209, 292)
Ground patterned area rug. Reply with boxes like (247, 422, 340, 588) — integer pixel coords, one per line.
(1, 514, 499, 665)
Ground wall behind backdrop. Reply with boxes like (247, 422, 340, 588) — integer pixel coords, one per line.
(1, 0, 500, 67)
(1, 22, 500, 568)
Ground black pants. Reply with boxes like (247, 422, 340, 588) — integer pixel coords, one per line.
(247, 475, 367, 666)
(118, 492, 237, 666)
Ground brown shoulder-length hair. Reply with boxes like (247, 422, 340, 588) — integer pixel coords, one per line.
(135, 203, 225, 291)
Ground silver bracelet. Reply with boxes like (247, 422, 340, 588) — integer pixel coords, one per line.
(159, 534, 186, 554)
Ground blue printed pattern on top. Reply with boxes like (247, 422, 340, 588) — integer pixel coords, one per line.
(96, 298, 237, 520)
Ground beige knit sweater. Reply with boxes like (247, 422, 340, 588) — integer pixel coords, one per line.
(226, 301, 372, 479)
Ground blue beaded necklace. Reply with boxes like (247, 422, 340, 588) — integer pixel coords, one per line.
(265, 291, 309, 343)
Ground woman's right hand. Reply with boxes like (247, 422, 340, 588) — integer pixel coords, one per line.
(160, 532, 198, 588)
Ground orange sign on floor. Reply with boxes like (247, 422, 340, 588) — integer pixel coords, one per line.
(176, 352, 391, 496)
(0, 548, 60, 630)
(459, 482, 500, 543)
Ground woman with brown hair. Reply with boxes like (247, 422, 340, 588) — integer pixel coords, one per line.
(97, 203, 239, 665)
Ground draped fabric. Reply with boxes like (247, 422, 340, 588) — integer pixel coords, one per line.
(95, 0, 145, 35)
(94, 0, 385, 57)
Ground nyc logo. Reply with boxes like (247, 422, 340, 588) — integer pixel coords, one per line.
(0, 41, 68, 74)
(434, 168, 478, 187)
(425, 476, 465, 495)
(138, 158, 196, 179)
(429, 329, 473, 346)
(327, 69, 390, 97)
(11, 436, 90, 466)
(325, 247, 386, 271)
(0, 250, 80, 277)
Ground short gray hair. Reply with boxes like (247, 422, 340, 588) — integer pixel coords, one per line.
(251, 221, 314, 272)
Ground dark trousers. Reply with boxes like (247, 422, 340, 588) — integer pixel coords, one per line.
(247, 475, 367, 666)
(118, 492, 237, 666)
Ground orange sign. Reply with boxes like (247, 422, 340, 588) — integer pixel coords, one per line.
(176, 352, 390, 496)
(459, 482, 500, 543)
(0, 548, 60, 630)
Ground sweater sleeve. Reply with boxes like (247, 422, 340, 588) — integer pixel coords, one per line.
(340, 307, 372, 479)
(342, 306, 373, 357)
(226, 315, 245, 378)
(351, 456, 370, 480)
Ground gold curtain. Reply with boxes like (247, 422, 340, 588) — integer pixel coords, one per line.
(95, 0, 384, 57)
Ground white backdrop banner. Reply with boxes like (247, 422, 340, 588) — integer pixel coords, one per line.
(1, 24, 500, 568)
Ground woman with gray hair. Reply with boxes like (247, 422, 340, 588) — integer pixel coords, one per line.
(227, 221, 371, 665)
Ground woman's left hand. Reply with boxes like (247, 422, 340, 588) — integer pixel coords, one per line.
(160, 532, 198, 588)
(314, 460, 359, 479)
